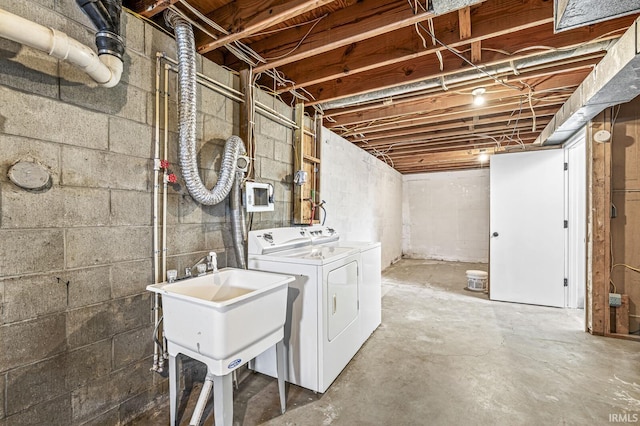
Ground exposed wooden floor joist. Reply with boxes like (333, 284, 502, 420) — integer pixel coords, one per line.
(124, 0, 639, 173)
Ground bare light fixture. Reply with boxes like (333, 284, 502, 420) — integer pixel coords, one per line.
(472, 87, 486, 106)
(478, 149, 488, 163)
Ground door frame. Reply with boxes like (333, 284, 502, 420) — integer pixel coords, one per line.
(564, 129, 588, 310)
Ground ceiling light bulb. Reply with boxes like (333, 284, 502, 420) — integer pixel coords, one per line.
(478, 152, 488, 162)
(472, 87, 486, 106)
(473, 95, 485, 106)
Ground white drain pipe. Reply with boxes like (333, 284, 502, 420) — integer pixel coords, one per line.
(0, 8, 122, 87)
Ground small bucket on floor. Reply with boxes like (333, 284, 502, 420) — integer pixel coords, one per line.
(465, 270, 487, 292)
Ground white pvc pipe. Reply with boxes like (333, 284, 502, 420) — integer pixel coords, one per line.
(189, 374, 214, 426)
(161, 64, 170, 361)
(0, 8, 122, 87)
(162, 64, 169, 283)
(151, 55, 161, 373)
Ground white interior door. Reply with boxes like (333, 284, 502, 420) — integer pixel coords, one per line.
(490, 149, 566, 307)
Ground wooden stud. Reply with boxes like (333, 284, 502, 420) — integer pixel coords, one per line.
(198, 0, 336, 54)
(276, 1, 639, 94)
(471, 40, 482, 63)
(253, 0, 435, 72)
(588, 110, 611, 335)
(302, 25, 612, 106)
(458, 6, 472, 40)
(293, 102, 304, 224)
(269, 0, 565, 90)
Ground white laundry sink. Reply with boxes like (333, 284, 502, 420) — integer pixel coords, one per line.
(147, 268, 294, 372)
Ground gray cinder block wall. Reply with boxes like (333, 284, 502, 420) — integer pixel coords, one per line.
(0, 1, 293, 424)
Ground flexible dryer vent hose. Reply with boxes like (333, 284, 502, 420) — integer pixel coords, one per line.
(165, 10, 246, 206)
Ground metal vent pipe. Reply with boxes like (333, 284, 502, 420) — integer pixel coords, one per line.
(165, 9, 246, 206)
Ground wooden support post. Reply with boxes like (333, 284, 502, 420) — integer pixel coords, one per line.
(292, 103, 321, 224)
(471, 40, 482, 63)
(458, 6, 472, 40)
(293, 102, 306, 224)
(588, 110, 611, 335)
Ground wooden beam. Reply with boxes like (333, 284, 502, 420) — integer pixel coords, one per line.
(325, 57, 598, 120)
(383, 130, 541, 153)
(471, 40, 482, 63)
(458, 6, 472, 39)
(303, 17, 623, 106)
(327, 72, 587, 132)
(333, 99, 569, 137)
(356, 119, 551, 148)
(275, 0, 554, 91)
(250, 0, 435, 72)
(589, 110, 612, 335)
(327, 68, 589, 127)
(130, 0, 179, 18)
(198, 0, 337, 54)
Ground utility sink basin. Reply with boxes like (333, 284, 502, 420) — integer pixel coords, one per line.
(147, 268, 294, 375)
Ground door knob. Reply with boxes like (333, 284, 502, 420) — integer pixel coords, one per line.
(492, 232, 499, 237)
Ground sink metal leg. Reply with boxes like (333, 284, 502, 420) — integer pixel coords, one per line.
(189, 372, 214, 426)
(275, 339, 287, 414)
(213, 373, 233, 426)
(169, 354, 179, 426)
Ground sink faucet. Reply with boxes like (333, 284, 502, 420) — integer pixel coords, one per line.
(183, 251, 218, 279)
(207, 252, 218, 273)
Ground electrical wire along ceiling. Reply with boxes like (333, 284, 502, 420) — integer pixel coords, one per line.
(124, 0, 640, 173)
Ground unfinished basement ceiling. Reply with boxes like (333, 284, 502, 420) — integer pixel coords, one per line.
(124, 0, 639, 173)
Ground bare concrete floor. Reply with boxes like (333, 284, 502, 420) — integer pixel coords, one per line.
(133, 259, 640, 425)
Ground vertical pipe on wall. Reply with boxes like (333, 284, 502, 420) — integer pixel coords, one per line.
(162, 63, 170, 361)
(230, 171, 247, 269)
(151, 53, 162, 372)
(162, 63, 170, 282)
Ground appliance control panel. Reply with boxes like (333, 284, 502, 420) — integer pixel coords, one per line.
(248, 227, 312, 254)
(306, 226, 339, 244)
(247, 226, 340, 254)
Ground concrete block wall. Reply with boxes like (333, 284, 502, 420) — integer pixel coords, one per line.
(320, 128, 403, 268)
(403, 169, 490, 263)
(0, 2, 293, 424)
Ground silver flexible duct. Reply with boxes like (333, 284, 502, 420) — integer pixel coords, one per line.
(230, 171, 247, 269)
(165, 10, 246, 205)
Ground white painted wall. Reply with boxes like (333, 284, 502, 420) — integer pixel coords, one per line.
(320, 128, 403, 268)
(403, 169, 490, 262)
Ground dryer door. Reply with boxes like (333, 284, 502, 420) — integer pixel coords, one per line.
(326, 260, 359, 341)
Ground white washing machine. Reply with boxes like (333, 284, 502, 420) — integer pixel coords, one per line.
(247, 227, 363, 393)
(307, 226, 382, 345)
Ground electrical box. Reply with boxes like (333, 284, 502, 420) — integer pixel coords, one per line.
(244, 182, 274, 212)
(609, 293, 622, 307)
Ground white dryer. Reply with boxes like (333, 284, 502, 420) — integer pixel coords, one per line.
(247, 227, 362, 393)
(307, 226, 382, 344)
(334, 240, 381, 343)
